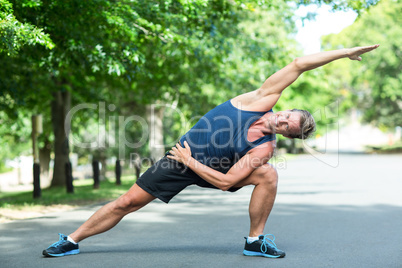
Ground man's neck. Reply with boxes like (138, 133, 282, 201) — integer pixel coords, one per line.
(247, 113, 277, 142)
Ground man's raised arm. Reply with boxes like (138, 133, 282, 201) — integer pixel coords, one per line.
(258, 44, 380, 97)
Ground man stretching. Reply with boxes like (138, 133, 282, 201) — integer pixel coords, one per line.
(43, 45, 379, 258)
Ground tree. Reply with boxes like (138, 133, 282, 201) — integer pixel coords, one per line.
(322, 0, 402, 129)
(1, 0, 259, 186)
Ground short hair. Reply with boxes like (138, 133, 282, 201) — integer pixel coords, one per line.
(287, 109, 316, 140)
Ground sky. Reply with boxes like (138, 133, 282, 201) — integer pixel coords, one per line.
(295, 5, 358, 55)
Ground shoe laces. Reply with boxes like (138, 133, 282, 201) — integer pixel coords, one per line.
(260, 234, 278, 253)
(49, 233, 68, 248)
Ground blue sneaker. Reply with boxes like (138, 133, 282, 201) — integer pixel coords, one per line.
(43, 233, 79, 257)
(243, 234, 285, 258)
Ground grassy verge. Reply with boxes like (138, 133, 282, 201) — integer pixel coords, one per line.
(366, 141, 402, 154)
(0, 176, 135, 223)
(0, 166, 13, 174)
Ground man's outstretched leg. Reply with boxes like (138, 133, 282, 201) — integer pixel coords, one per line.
(234, 164, 285, 258)
(43, 184, 155, 257)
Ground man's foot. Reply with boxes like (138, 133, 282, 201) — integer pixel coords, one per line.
(42, 233, 79, 257)
(243, 234, 285, 258)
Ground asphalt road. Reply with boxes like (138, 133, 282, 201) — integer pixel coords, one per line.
(1, 153, 401, 268)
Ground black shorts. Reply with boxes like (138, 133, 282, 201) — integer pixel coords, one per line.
(136, 156, 241, 203)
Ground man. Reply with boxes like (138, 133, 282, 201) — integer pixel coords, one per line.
(43, 45, 379, 258)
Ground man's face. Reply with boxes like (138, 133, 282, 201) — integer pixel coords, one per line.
(267, 110, 301, 137)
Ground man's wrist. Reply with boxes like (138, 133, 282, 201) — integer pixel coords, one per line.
(344, 48, 352, 58)
(186, 157, 195, 168)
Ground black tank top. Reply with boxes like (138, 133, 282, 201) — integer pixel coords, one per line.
(180, 100, 275, 170)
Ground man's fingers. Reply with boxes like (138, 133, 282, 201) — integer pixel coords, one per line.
(184, 141, 190, 150)
(350, 44, 379, 61)
(362, 44, 379, 53)
(363, 44, 379, 50)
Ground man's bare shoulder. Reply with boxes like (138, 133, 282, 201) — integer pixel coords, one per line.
(231, 91, 279, 112)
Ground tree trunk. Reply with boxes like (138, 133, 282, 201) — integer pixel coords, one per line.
(99, 152, 107, 180)
(39, 138, 52, 188)
(146, 104, 165, 162)
(115, 159, 121, 185)
(51, 91, 71, 187)
(92, 160, 100, 189)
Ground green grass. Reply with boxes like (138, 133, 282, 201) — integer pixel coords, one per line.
(0, 166, 13, 174)
(366, 141, 402, 153)
(0, 176, 136, 210)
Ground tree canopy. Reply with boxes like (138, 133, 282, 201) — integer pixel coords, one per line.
(0, 0, 54, 56)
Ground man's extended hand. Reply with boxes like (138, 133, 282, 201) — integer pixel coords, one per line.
(168, 141, 192, 165)
(347, 44, 379, 61)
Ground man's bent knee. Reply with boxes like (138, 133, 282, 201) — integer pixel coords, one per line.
(113, 185, 155, 213)
(113, 194, 136, 213)
(253, 164, 278, 186)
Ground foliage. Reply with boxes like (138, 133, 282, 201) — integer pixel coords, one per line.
(296, 0, 380, 13)
(0, 110, 32, 172)
(322, 0, 402, 129)
(0, 0, 54, 56)
(2, 0, 250, 180)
